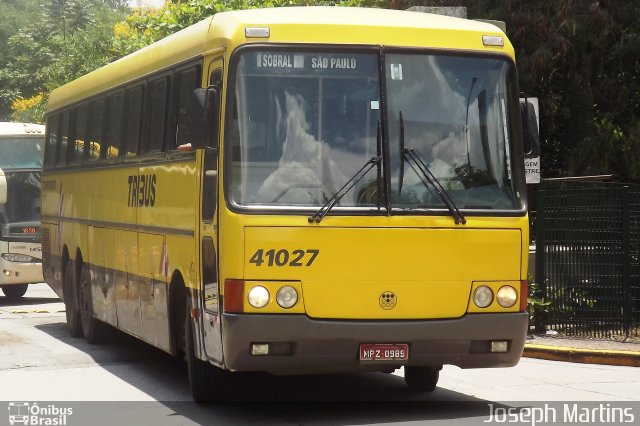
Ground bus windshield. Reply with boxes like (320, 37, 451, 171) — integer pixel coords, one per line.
(385, 53, 520, 211)
(229, 49, 522, 212)
(0, 137, 44, 169)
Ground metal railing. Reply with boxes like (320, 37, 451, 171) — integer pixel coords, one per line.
(535, 181, 640, 338)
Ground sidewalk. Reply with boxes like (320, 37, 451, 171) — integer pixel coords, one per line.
(523, 334, 640, 367)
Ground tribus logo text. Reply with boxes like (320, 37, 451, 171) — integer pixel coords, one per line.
(7, 402, 73, 426)
(127, 174, 157, 207)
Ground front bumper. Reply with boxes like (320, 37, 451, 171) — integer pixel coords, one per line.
(219, 312, 528, 374)
(0, 258, 43, 285)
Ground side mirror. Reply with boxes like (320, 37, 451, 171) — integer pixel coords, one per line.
(520, 99, 540, 156)
(520, 97, 541, 184)
(0, 168, 7, 204)
(187, 87, 220, 150)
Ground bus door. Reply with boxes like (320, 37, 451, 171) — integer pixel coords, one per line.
(200, 60, 223, 363)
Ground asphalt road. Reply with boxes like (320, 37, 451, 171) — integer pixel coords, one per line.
(1, 284, 639, 426)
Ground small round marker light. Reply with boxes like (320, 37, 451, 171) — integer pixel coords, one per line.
(276, 286, 298, 309)
(497, 285, 518, 308)
(473, 286, 494, 308)
(247, 286, 270, 308)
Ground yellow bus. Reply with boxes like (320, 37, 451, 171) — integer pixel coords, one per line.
(42, 7, 531, 401)
(0, 122, 45, 300)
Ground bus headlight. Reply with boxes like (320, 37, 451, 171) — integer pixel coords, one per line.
(276, 286, 298, 309)
(247, 286, 270, 308)
(1, 253, 35, 263)
(497, 285, 517, 308)
(473, 286, 493, 308)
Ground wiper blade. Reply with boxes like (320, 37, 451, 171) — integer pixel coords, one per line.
(402, 147, 467, 225)
(308, 155, 382, 223)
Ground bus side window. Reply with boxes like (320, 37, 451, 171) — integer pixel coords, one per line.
(124, 86, 143, 158)
(86, 98, 104, 162)
(146, 76, 169, 154)
(105, 91, 125, 160)
(44, 114, 59, 168)
(175, 66, 201, 149)
(73, 104, 88, 164)
(56, 111, 70, 167)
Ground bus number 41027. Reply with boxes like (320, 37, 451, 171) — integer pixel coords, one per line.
(249, 248, 319, 267)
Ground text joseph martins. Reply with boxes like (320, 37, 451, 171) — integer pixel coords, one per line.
(485, 403, 635, 425)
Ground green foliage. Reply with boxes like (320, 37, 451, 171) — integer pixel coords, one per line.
(0, 0, 128, 122)
(466, 0, 640, 181)
(527, 278, 551, 332)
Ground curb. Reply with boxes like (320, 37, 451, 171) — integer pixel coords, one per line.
(523, 344, 640, 367)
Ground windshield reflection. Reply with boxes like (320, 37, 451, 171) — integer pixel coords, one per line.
(230, 51, 380, 208)
(228, 49, 522, 213)
(385, 53, 519, 211)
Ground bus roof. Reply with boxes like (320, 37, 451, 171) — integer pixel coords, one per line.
(0, 122, 45, 136)
(47, 6, 513, 112)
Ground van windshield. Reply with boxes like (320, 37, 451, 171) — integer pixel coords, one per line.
(0, 137, 44, 170)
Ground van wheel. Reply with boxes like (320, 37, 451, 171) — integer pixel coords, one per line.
(78, 263, 104, 344)
(404, 366, 440, 393)
(63, 259, 82, 338)
(1, 284, 28, 300)
(185, 305, 223, 402)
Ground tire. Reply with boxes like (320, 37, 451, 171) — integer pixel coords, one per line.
(1, 284, 28, 300)
(185, 304, 223, 402)
(404, 366, 440, 393)
(63, 259, 82, 338)
(78, 263, 104, 344)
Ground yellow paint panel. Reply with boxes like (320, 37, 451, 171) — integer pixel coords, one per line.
(244, 226, 521, 319)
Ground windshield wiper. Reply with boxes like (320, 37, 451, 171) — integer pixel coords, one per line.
(402, 147, 467, 225)
(308, 123, 383, 224)
(308, 155, 382, 223)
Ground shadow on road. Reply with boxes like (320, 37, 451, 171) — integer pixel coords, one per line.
(35, 320, 503, 424)
(0, 295, 61, 306)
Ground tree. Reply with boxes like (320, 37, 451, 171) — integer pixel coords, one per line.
(0, 0, 43, 120)
(466, 0, 640, 180)
(2, 0, 128, 123)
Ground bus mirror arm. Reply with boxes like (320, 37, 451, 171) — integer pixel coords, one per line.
(0, 168, 6, 204)
(188, 87, 220, 151)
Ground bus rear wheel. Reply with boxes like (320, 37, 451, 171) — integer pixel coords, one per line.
(404, 366, 440, 393)
(185, 305, 224, 402)
(78, 263, 104, 344)
(63, 259, 82, 338)
(1, 284, 28, 300)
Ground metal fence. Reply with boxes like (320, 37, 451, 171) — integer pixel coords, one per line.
(535, 182, 640, 338)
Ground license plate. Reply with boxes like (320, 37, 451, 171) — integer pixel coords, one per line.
(359, 343, 409, 361)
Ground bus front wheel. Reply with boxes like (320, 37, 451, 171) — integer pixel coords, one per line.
(185, 304, 224, 402)
(404, 366, 441, 393)
(1, 284, 28, 300)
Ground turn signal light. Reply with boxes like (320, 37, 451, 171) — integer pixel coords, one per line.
(520, 280, 528, 312)
(224, 279, 245, 313)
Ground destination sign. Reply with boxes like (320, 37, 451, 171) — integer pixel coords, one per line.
(244, 51, 377, 77)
